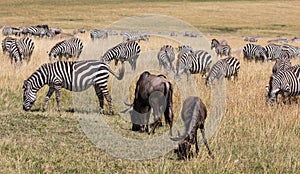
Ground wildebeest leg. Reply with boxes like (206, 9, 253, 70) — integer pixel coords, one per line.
(94, 85, 104, 114)
(42, 87, 55, 112)
(195, 128, 199, 156)
(201, 127, 214, 159)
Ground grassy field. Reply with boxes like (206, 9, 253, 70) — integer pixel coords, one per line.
(1, 0, 300, 173)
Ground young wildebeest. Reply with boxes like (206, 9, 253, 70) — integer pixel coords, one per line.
(171, 96, 213, 160)
(122, 71, 174, 135)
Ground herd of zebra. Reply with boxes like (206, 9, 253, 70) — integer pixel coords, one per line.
(2, 25, 300, 112)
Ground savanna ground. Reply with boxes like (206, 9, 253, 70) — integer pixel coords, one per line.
(1, 0, 300, 173)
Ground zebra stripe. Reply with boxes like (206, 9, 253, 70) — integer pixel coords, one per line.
(48, 38, 83, 62)
(243, 43, 267, 62)
(266, 66, 300, 103)
(8, 39, 22, 66)
(23, 60, 125, 114)
(101, 41, 141, 71)
(90, 29, 108, 40)
(206, 57, 240, 86)
(2, 27, 21, 36)
(175, 48, 212, 81)
(157, 45, 175, 72)
(211, 39, 231, 57)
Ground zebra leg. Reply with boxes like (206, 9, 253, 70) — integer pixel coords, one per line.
(55, 87, 62, 112)
(104, 94, 113, 115)
(94, 85, 104, 114)
(42, 87, 55, 112)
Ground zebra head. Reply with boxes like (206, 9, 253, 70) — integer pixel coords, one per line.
(48, 51, 57, 62)
(265, 75, 283, 103)
(210, 39, 219, 49)
(23, 80, 37, 111)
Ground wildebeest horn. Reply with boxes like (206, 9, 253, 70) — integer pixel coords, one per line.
(123, 98, 132, 106)
(170, 130, 185, 141)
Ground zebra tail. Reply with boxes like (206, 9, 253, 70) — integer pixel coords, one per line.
(108, 62, 125, 80)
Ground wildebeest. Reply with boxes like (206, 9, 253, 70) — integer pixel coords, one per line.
(171, 96, 213, 160)
(122, 71, 174, 135)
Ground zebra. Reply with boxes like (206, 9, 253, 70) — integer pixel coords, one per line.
(2, 36, 17, 55)
(272, 58, 292, 74)
(23, 60, 125, 114)
(281, 44, 300, 59)
(157, 45, 175, 72)
(266, 66, 300, 104)
(16, 37, 35, 63)
(122, 31, 149, 42)
(22, 25, 54, 38)
(210, 39, 231, 57)
(265, 43, 289, 60)
(100, 41, 141, 71)
(243, 36, 258, 42)
(48, 38, 83, 62)
(174, 48, 212, 81)
(2, 26, 21, 36)
(272, 57, 300, 74)
(243, 43, 267, 62)
(90, 29, 108, 40)
(205, 57, 240, 86)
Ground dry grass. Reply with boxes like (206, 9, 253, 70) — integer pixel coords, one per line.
(1, 0, 300, 173)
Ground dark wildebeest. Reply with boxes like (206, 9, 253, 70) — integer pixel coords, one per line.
(122, 71, 174, 135)
(171, 96, 213, 160)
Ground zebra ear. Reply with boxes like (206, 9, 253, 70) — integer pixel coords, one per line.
(265, 86, 269, 92)
(23, 80, 27, 89)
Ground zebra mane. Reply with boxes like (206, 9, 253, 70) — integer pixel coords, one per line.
(212, 38, 219, 44)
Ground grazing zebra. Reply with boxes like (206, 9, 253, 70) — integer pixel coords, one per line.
(23, 60, 125, 114)
(100, 41, 141, 71)
(2, 27, 21, 36)
(2, 36, 17, 55)
(244, 36, 258, 42)
(281, 44, 300, 59)
(174, 48, 212, 81)
(90, 29, 108, 40)
(157, 45, 175, 72)
(272, 58, 292, 74)
(243, 43, 267, 62)
(265, 43, 288, 60)
(266, 66, 300, 104)
(3, 37, 34, 65)
(22, 25, 54, 38)
(16, 37, 35, 63)
(205, 57, 240, 86)
(122, 31, 149, 42)
(48, 38, 83, 62)
(210, 39, 231, 57)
